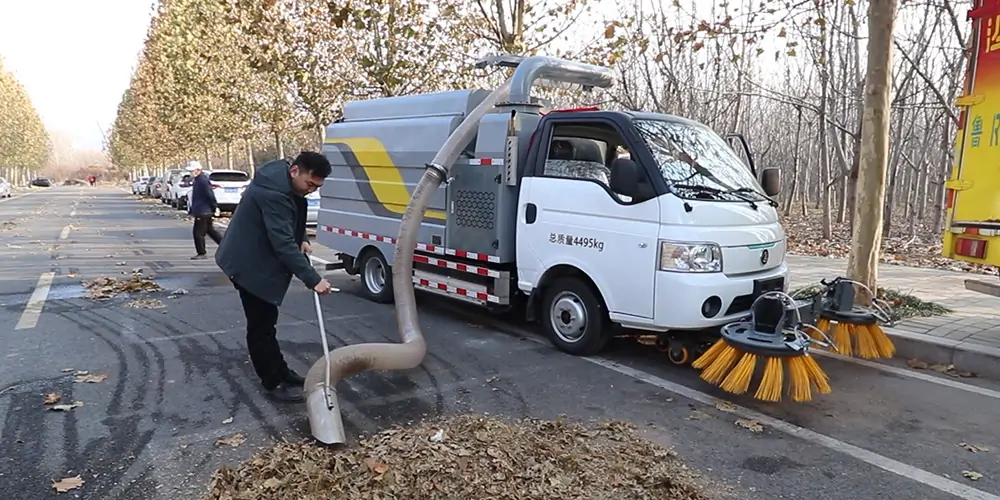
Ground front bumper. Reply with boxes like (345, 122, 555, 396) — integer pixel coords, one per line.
(654, 261, 789, 330)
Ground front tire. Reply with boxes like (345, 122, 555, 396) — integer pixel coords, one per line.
(540, 276, 611, 356)
(358, 249, 394, 303)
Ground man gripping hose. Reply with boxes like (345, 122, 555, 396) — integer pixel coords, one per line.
(215, 152, 334, 403)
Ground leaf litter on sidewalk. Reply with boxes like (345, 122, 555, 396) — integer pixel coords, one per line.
(206, 414, 710, 500)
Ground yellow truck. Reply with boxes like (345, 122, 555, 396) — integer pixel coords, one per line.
(942, 0, 1000, 293)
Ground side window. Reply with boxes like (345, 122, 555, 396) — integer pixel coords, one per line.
(540, 122, 645, 203)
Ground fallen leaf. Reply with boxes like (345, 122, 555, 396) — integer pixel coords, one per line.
(963, 470, 984, 481)
(216, 433, 246, 447)
(735, 418, 764, 433)
(262, 477, 283, 489)
(959, 442, 989, 453)
(75, 373, 108, 384)
(222, 417, 233, 424)
(74, 370, 88, 376)
(47, 401, 83, 412)
(715, 401, 738, 412)
(60, 368, 73, 373)
(906, 359, 929, 370)
(52, 475, 84, 493)
(43, 393, 61, 405)
(686, 410, 711, 421)
(365, 457, 389, 475)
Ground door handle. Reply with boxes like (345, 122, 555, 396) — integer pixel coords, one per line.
(525, 203, 537, 224)
(639, 242, 647, 248)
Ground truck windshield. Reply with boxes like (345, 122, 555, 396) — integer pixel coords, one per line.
(633, 118, 765, 201)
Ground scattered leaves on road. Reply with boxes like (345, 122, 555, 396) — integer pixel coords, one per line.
(52, 475, 84, 493)
(75, 373, 108, 384)
(715, 401, 738, 412)
(906, 359, 977, 378)
(735, 419, 764, 433)
(215, 433, 246, 447)
(959, 442, 989, 453)
(962, 470, 984, 481)
(82, 274, 163, 300)
(47, 401, 83, 412)
(60, 368, 73, 373)
(206, 415, 709, 500)
(222, 417, 233, 424)
(126, 298, 165, 309)
(168, 288, 189, 297)
(43, 393, 61, 405)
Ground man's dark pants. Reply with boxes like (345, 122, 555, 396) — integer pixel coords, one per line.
(235, 283, 290, 390)
(192, 215, 222, 256)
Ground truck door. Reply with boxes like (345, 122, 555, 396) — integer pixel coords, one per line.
(516, 116, 660, 320)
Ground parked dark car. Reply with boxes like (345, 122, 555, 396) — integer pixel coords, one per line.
(30, 178, 51, 187)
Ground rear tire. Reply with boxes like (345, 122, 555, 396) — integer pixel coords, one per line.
(540, 276, 611, 356)
(358, 249, 394, 304)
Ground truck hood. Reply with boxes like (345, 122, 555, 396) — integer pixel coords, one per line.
(659, 198, 785, 275)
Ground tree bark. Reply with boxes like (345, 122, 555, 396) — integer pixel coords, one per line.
(847, 0, 898, 297)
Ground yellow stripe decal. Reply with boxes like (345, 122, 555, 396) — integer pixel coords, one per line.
(326, 137, 447, 220)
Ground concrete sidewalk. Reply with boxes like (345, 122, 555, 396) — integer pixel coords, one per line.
(787, 254, 1000, 378)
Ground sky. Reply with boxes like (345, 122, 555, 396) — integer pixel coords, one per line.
(0, 0, 156, 152)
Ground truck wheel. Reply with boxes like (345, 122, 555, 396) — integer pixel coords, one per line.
(359, 249, 393, 304)
(541, 276, 610, 356)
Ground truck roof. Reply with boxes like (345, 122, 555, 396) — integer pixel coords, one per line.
(547, 109, 708, 129)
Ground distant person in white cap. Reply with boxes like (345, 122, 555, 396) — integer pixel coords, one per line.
(186, 160, 222, 259)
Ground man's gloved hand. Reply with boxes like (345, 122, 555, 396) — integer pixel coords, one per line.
(301, 241, 312, 255)
(313, 278, 333, 294)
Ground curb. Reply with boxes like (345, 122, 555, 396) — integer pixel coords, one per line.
(884, 327, 1000, 380)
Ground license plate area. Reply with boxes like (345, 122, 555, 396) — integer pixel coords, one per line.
(224, 187, 238, 193)
(308, 199, 319, 206)
(753, 277, 784, 298)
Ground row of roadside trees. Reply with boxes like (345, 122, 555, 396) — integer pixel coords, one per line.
(0, 59, 50, 186)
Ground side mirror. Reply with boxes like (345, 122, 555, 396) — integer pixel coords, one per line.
(610, 157, 639, 196)
(760, 167, 780, 197)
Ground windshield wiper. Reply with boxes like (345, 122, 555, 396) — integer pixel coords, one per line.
(724, 187, 778, 208)
(671, 183, 762, 210)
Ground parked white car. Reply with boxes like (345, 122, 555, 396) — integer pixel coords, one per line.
(149, 177, 166, 198)
(0, 178, 11, 198)
(207, 170, 251, 213)
(161, 169, 187, 205)
(173, 173, 194, 210)
(131, 176, 150, 195)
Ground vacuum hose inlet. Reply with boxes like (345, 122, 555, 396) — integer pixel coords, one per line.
(304, 79, 514, 444)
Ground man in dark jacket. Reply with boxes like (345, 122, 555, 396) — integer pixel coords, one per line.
(187, 161, 222, 260)
(215, 152, 334, 403)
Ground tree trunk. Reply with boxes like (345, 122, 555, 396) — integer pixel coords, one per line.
(274, 132, 285, 160)
(784, 106, 804, 217)
(203, 147, 213, 169)
(226, 142, 234, 170)
(246, 138, 255, 177)
(847, 0, 897, 297)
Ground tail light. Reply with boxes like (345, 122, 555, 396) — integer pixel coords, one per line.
(211, 183, 221, 189)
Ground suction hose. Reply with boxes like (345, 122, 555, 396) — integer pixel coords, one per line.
(304, 78, 514, 444)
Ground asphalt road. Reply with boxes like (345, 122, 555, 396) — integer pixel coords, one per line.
(2, 187, 999, 500)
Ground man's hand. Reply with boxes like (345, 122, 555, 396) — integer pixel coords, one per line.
(301, 241, 313, 255)
(313, 278, 333, 295)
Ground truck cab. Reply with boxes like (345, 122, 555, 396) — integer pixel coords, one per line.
(512, 108, 786, 354)
(316, 54, 787, 358)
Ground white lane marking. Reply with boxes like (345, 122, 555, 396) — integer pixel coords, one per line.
(59, 225, 72, 240)
(15, 272, 55, 330)
(474, 319, 1000, 500)
(812, 350, 1000, 401)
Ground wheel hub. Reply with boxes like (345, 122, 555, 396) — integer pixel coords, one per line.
(363, 257, 386, 294)
(550, 292, 587, 343)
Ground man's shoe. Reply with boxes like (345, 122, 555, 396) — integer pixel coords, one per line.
(285, 370, 305, 386)
(190, 254, 207, 260)
(267, 381, 305, 403)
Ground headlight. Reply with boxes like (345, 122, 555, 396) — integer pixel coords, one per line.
(659, 241, 722, 273)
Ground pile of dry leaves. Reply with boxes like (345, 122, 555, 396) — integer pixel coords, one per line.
(206, 415, 710, 500)
(82, 274, 163, 300)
